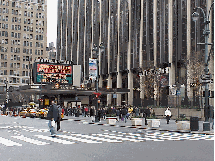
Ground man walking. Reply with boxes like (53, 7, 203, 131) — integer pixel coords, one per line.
(165, 107, 171, 124)
(47, 100, 60, 136)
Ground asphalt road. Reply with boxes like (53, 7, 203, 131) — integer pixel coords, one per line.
(0, 115, 214, 161)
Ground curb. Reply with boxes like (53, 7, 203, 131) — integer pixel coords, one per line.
(67, 118, 214, 135)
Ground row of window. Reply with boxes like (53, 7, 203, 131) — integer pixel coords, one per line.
(36, 27, 44, 33)
(0, 46, 7, 52)
(24, 11, 33, 17)
(12, 2, 22, 9)
(35, 49, 43, 55)
(11, 9, 21, 16)
(12, 17, 21, 23)
(10, 55, 20, 61)
(36, 20, 44, 26)
(23, 33, 33, 39)
(35, 42, 43, 48)
(36, 13, 44, 19)
(0, 31, 8, 37)
(0, 53, 7, 60)
(0, 77, 29, 84)
(23, 48, 33, 54)
(0, 23, 8, 29)
(35, 35, 43, 40)
(11, 47, 21, 53)
(24, 26, 34, 32)
(11, 24, 21, 30)
(0, 8, 9, 14)
(0, 0, 9, 6)
(11, 32, 21, 38)
(24, 18, 33, 25)
(0, 15, 8, 21)
(11, 39, 21, 45)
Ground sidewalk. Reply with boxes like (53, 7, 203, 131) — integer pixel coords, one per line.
(63, 115, 214, 135)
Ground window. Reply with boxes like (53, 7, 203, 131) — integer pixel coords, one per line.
(22, 71, 25, 76)
(11, 47, 13, 52)
(22, 64, 25, 69)
(10, 63, 13, 68)
(41, 50, 43, 55)
(30, 42, 32, 47)
(10, 70, 13, 75)
(23, 56, 25, 61)
(4, 62, 7, 67)
(17, 63, 20, 68)
(4, 70, 7, 75)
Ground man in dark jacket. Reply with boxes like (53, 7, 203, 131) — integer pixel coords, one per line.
(47, 100, 59, 136)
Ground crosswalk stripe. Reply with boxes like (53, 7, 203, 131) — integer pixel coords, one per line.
(35, 135, 76, 144)
(57, 135, 102, 143)
(0, 136, 22, 146)
(11, 135, 50, 145)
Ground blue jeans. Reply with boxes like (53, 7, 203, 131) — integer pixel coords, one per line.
(48, 120, 56, 135)
(123, 115, 127, 123)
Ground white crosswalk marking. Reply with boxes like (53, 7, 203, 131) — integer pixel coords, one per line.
(0, 136, 22, 146)
(35, 135, 76, 144)
(11, 135, 50, 145)
(57, 135, 102, 143)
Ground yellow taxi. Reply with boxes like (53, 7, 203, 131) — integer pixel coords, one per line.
(26, 109, 37, 118)
(19, 109, 28, 117)
(36, 109, 48, 118)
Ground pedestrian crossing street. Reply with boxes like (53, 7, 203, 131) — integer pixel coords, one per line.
(0, 125, 214, 147)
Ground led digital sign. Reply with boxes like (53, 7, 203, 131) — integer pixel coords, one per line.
(33, 62, 73, 84)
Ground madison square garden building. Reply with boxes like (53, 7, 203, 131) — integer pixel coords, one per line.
(56, 0, 214, 108)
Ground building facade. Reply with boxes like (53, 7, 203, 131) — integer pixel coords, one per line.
(57, 0, 214, 108)
(0, 0, 47, 88)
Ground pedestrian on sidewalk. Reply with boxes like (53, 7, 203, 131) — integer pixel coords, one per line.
(122, 107, 127, 123)
(47, 100, 60, 136)
(165, 107, 171, 124)
(90, 107, 95, 122)
(116, 108, 120, 122)
(56, 105, 62, 131)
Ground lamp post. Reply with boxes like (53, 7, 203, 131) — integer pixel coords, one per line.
(192, 2, 214, 131)
(4, 80, 8, 115)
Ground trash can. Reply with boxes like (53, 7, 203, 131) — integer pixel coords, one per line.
(190, 117, 199, 131)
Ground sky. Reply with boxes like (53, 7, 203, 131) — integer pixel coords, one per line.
(47, 0, 57, 47)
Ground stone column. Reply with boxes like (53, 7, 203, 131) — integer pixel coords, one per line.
(127, 0, 133, 106)
(107, 0, 112, 106)
(139, 0, 144, 104)
(117, 0, 122, 106)
(153, 0, 158, 106)
(186, 0, 192, 100)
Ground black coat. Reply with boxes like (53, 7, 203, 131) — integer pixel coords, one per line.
(47, 104, 59, 121)
(90, 108, 95, 116)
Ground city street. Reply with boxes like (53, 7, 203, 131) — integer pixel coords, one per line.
(0, 115, 213, 161)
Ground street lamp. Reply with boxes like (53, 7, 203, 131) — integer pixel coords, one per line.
(4, 80, 8, 115)
(192, 2, 214, 131)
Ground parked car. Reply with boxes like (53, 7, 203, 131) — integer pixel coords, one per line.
(36, 109, 48, 118)
(19, 109, 28, 117)
(26, 109, 37, 118)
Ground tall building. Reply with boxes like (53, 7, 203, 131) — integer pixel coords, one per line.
(0, 0, 47, 88)
(57, 0, 214, 108)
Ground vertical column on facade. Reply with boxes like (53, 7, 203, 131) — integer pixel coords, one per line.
(56, 0, 62, 60)
(153, 0, 158, 106)
(77, 0, 81, 65)
(117, 0, 122, 106)
(139, 0, 144, 104)
(67, 0, 72, 61)
(98, 0, 103, 88)
(91, 0, 94, 58)
(61, 0, 67, 61)
(207, 0, 214, 106)
(72, 0, 78, 64)
(107, 0, 112, 106)
(83, 0, 87, 80)
(127, 0, 133, 106)
(169, 0, 175, 94)
(186, 0, 192, 100)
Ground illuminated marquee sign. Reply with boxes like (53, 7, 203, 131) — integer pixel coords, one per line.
(33, 62, 73, 84)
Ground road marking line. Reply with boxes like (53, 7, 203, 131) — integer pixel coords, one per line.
(11, 135, 50, 145)
(35, 135, 76, 144)
(0, 136, 22, 146)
